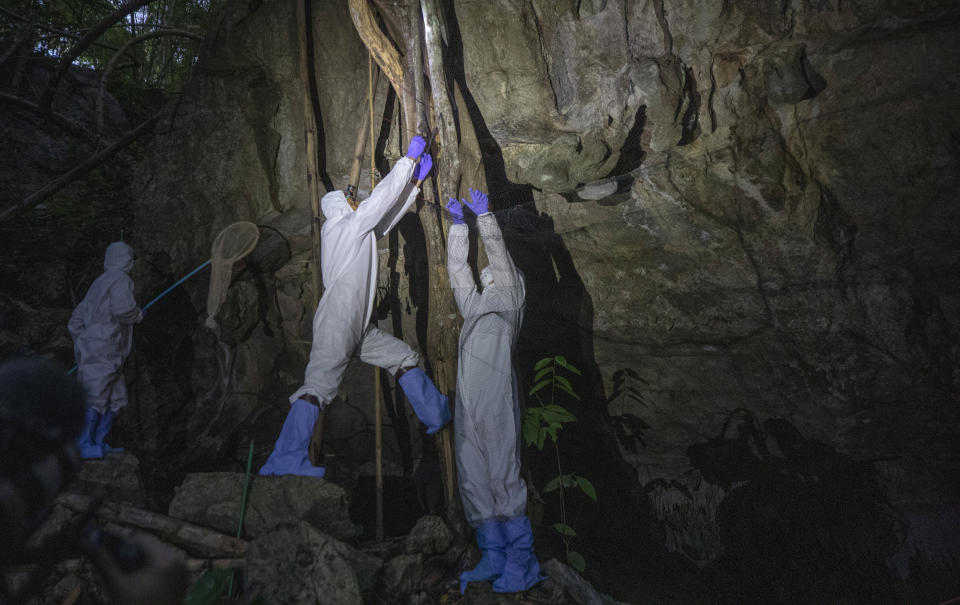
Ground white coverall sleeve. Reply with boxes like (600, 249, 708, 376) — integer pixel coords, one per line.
(68, 305, 84, 339)
(110, 279, 141, 324)
(447, 222, 479, 313)
(477, 213, 520, 287)
(352, 157, 418, 237)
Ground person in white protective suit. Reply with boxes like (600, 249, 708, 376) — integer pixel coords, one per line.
(68, 242, 143, 459)
(446, 188, 544, 594)
(260, 135, 450, 477)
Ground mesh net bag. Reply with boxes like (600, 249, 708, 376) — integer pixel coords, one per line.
(204, 221, 260, 329)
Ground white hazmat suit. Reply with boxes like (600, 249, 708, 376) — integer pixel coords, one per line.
(291, 157, 420, 405)
(68, 242, 141, 414)
(260, 155, 450, 477)
(68, 241, 142, 458)
(448, 205, 543, 593)
(448, 212, 527, 524)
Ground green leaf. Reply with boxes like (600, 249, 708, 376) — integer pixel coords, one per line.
(546, 426, 559, 443)
(575, 476, 598, 501)
(567, 551, 586, 572)
(555, 382, 581, 401)
(562, 475, 577, 488)
(554, 374, 575, 391)
(534, 357, 554, 371)
(523, 415, 540, 447)
(185, 569, 232, 605)
(555, 356, 582, 375)
(528, 379, 551, 396)
(534, 366, 554, 382)
(542, 405, 576, 423)
(553, 522, 577, 537)
(544, 476, 562, 492)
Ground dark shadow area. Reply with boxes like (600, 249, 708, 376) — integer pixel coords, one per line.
(688, 410, 909, 603)
(502, 208, 663, 601)
(609, 105, 647, 176)
(350, 475, 425, 540)
(304, 0, 335, 192)
(394, 214, 431, 375)
(128, 252, 200, 510)
(438, 4, 663, 599)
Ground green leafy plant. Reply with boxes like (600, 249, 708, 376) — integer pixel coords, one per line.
(524, 355, 597, 572)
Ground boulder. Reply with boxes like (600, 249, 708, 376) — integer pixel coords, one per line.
(168, 472, 356, 541)
(245, 521, 381, 605)
(405, 515, 453, 555)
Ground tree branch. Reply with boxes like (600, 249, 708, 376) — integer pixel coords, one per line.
(0, 6, 133, 55)
(347, 0, 405, 99)
(0, 112, 160, 222)
(96, 27, 201, 136)
(39, 0, 158, 112)
(0, 91, 95, 141)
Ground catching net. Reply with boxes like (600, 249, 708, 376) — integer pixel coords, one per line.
(204, 221, 260, 329)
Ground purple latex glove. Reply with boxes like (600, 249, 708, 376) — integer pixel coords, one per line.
(464, 187, 489, 215)
(406, 135, 427, 159)
(413, 153, 433, 181)
(446, 198, 465, 225)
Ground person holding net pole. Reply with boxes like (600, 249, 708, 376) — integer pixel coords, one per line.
(260, 135, 450, 478)
(68, 242, 143, 460)
(446, 189, 544, 594)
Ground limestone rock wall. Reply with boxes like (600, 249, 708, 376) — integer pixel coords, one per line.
(131, 0, 960, 574)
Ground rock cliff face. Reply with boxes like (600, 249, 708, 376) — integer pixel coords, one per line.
(130, 0, 959, 593)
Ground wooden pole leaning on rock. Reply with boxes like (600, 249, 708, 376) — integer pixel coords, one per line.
(345, 67, 381, 209)
(297, 0, 329, 470)
(370, 52, 386, 544)
(56, 493, 248, 558)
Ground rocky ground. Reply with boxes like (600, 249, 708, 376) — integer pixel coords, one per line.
(11, 454, 627, 605)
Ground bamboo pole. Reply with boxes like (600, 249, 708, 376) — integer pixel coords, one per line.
(346, 68, 380, 208)
(298, 0, 329, 469)
(297, 0, 323, 306)
(370, 53, 385, 544)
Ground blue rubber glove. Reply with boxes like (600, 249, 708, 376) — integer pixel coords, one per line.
(465, 187, 489, 215)
(406, 135, 427, 160)
(413, 153, 432, 181)
(446, 197, 465, 225)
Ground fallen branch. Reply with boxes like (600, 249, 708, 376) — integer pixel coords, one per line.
(55, 493, 248, 558)
(7, 557, 245, 576)
(0, 91, 95, 141)
(0, 112, 160, 222)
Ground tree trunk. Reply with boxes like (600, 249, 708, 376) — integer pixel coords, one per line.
(417, 0, 465, 522)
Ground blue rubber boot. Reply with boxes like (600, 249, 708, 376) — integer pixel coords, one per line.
(397, 368, 450, 434)
(492, 516, 544, 593)
(460, 520, 506, 594)
(94, 409, 124, 455)
(259, 398, 326, 478)
(77, 408, 104, 460)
